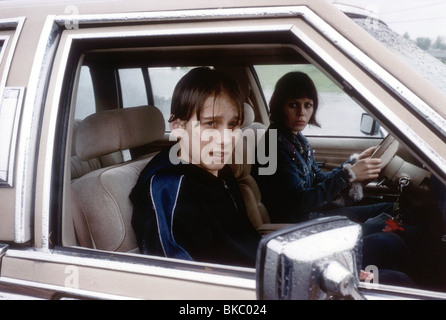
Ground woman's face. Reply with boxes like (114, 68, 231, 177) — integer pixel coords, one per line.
(283, 97, 314, 134)
(173, 93, 241, 176)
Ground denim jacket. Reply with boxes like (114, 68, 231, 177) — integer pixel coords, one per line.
(253, 123, 354, 223)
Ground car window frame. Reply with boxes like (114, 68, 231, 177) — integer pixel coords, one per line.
(14, 6, 444, 299)
(0, 37, 6, 68)
(44, 10, 315, 254)
(36, 11, 315, 296)
(0, 17, 26, 102)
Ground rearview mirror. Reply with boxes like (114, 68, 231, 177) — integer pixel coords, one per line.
(360, 113, 380, 136)
(256, 216, 364, 300)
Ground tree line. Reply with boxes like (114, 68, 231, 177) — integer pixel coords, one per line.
(404, 33, 446, 51)
(404, 33, 446, 63)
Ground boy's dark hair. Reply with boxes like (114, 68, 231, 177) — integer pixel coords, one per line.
(269, 71, 320, 127)
(169, 67, 244, 125)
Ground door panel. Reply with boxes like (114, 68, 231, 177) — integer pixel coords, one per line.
(0, 249, 256, 300)
(308, 136, 381, 171)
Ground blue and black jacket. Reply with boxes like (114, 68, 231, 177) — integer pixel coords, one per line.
(129, 147, 261, 268)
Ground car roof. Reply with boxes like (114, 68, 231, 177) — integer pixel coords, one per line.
(0, 0, 444, 117)
(0, 0, 326, 15)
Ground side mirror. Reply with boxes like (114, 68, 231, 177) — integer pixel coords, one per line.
(360, 113, 380, 136)
(256, 216, 364, 300)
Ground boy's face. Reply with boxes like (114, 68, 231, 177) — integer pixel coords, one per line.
(172, 93, 241, 176)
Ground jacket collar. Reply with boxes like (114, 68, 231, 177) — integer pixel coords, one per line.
(270, 122, 310, 156)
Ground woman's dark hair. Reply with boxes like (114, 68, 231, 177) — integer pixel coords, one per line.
(269, 71, 320, 127)
(169, 67, 244, 125)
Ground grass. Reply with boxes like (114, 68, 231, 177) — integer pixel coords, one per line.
(254, 64, 342, 93)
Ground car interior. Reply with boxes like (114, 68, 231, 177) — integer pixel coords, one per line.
(68, 45, 292, 250)
(62, 42, 446, 291)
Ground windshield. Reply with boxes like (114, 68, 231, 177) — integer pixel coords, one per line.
(354, 17, 446, 97)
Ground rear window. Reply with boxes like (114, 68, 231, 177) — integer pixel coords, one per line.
(74, 65, 95, 120)
(149, 66, 197, 128)
(74, 65, 198, 130)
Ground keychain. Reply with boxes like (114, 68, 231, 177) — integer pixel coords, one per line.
(383, 177, 410, 232)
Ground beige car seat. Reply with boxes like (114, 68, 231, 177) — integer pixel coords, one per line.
(232, 104, 289, 234)
(71, 105, 165, 252)
(71, 119, 127, 180)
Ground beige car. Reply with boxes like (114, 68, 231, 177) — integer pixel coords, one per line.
(1, 0, 446, 301)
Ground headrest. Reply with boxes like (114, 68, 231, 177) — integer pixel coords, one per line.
(72, 119, 82, 156)
(75, 105, 165, 161)
(230, 148, 252, 179)
(241, 103, 255, 128)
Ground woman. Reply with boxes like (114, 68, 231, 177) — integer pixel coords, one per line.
(130, 67, 261, 267)
(251, 72, 420, 285)
(253, 71, 393, 228)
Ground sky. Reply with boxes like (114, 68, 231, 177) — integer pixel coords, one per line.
(335, 0, 446, 40)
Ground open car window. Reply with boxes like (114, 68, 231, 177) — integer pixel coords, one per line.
(66, 38, 388, 256)
(75, 64, 198, 129)
(74, 66, 95, 120)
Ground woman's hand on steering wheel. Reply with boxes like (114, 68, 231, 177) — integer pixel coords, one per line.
(350, 158, 382, 182)
(359, 146, 378, 160)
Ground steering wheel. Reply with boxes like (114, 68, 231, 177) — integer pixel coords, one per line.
(371, 134, 431, 187)
(371, 134, 399, 180)
(371, 134, 399, 167)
